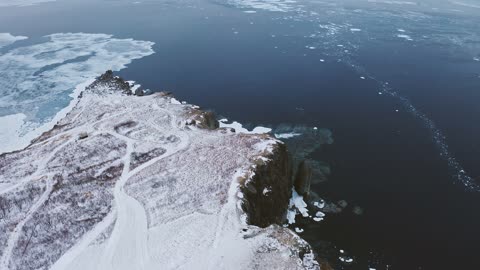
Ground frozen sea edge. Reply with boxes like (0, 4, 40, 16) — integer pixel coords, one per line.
(0, 71, 319, 270)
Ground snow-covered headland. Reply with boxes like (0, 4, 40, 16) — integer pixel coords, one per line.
(0, 71, 319, 270)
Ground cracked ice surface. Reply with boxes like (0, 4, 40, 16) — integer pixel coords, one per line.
(0, 33, 154, 154)
(0, 77, 317, 270)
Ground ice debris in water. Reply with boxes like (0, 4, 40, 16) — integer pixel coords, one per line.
(295, 227, 304, 233)
(313, 200, 325, 209)
(274, 132, 302, 139)
(287, 188, 309, 224)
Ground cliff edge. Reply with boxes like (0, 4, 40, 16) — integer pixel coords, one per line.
(0, 72, 319, 270)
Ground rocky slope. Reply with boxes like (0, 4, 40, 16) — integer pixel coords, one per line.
(0, 72, 319, 270)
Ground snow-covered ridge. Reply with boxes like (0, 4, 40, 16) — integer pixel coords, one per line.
(0, 72, 318, 270)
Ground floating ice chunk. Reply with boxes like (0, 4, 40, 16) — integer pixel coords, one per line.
(320, 59, 325, 62)
(340, 249, 344, 253)
(243, 10, 257, 13)
(315, 211, 325, 218)
(339, 256, 354, 263)
(313, 201, 325, 209)
(397, 28, 406, 32)
(286, 188, 309, 224)
(313, 217, 323, 222)
(274, 132, 302, 139)
(295, 227, 304, 233)
(307, 46, 316, 50)
(0, 33, 28, 48)
(263, 187, 272, 195)
(350, 28, 362, 32)
(474, 57, 480, 61)
(397, 34, 413, 41)
(287, 209, 296, 224)
(360, 76, 366, 79)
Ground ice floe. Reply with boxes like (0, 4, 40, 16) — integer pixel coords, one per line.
(286, 188, 309, 224)
(0, 33, 27, 48)
(397, 34, 413, 41)
(0, 33, 154, 154)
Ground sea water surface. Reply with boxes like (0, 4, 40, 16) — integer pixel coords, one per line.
(1, 0, 479, 269)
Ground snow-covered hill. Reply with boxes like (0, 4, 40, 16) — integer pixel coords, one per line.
(0, 72, 318, 270)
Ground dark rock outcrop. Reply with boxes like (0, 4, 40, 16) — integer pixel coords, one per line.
(294, 159, 313, 198)
(85, 70, 133, 95)
(240, 142, 293, 228)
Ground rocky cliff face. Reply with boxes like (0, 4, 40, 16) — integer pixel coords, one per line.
(240, 142, 292, 227)
(0, 71, 319, 270)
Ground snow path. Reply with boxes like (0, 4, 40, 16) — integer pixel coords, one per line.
(0, 179, 53, 269)
(0, 137, 74, 196)
(1, 80, 315, 269)
(51, 99, 191, 270)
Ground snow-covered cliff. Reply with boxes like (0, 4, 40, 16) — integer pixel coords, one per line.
(0, 72, 318, 270)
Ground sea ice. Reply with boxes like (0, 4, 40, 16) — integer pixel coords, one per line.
(295, 227, 304, 233)
(0, 33, 27, 48)
(397, 34, 413, 41)
(0, 33, 154, 154)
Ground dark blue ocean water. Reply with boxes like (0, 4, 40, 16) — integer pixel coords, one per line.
(1, 0, 479, 269)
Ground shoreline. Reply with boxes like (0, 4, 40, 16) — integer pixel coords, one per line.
(0, 71, 320, 270)
(0, 79, 94, 155)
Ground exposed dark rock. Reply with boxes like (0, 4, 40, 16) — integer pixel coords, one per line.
(198, 111, 219, 130)
(294, 159, 313, 199)
(134, 88, 144, 96)
(85, 70, 133, 95)
(185, 108, 220, 130)
(241, 143, 293, 228)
